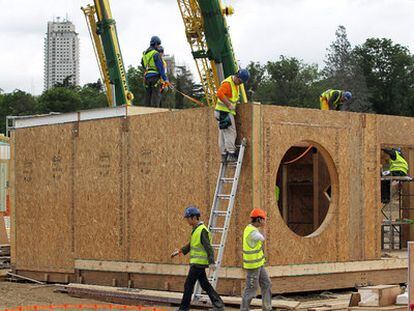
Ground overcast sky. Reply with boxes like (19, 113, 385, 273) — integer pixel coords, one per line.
(1, 0, 414, 95)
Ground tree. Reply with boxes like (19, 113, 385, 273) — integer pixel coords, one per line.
(0, 90, 37, 133)
(254, 56, 320, 108)
(126, 65, 146, 106)
(354, 38, 414, 116)
(174, 65, 203, 109)
(323, 26, 373, 112)
(78, 83, 107, 110)
(245, 62, 266, 101)
(37, 87, 81, 113)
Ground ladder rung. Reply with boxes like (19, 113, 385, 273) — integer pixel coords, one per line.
(210, 227, 225, 233)
(220, 177, 235, 183)
(213, 211, 228, 216)
(217, 194, 231, 199)
(212, 244, 221, 249)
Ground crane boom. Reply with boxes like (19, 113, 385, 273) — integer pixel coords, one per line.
(178, 0, 247, 106)
(82, 0, 133, 107)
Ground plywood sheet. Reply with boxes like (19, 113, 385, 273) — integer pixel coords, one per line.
(14, 124, 74, 272)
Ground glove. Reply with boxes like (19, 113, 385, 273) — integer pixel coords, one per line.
(171, 249, 180, 258)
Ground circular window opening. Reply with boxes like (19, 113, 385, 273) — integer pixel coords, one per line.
(275, 142, 334, 237)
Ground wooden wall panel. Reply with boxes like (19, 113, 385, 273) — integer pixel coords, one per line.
(74, 119, 125, 261)
(14, 124, 74, 272)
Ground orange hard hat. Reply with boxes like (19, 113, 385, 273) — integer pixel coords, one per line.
(250, 208, 267, 219)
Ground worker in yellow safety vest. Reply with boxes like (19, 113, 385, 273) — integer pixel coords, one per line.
(215, 69, 250, 163)
(320, 89, 352, 111)
(141, 36, 170, 108)
(383, 148, 409, 176)
(171, 206, 224, 311)
(241, 208, 272, 311)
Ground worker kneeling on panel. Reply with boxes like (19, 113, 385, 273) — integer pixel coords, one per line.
(215, 69, 250, 163)
(171, 206, 224, 311)
(241, 208, 272, 311)
(141, 36, 170, 108)
(320, 89, 352, 111)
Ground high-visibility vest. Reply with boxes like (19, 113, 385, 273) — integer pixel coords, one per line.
(215, 76, 240, 116)
(320, 89, 343, 110)
(390, 151, 409, 175)
(243, 224, 265, 269)
(142, 49, 159, 75)
(190, 224, 211, 265)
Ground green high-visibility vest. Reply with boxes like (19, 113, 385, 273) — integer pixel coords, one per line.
(215, 76, 240, 116)
(320, 89, 343, 110)
(190, 224, 211, 265)
(243, 224, 265, 269)
(390, 151, 408, 175)
(142, 49, 159, 75)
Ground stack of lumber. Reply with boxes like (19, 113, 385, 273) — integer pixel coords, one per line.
(0, 244, 10, 269)
(348, 285, 406, 311)
(61, 283, 301, 309)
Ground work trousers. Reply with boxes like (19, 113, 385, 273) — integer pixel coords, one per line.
(179, 265, 224, 311)
(214, 110, 237, 155)
(240, 266, 272, 311)
(144, 75, 162, 108)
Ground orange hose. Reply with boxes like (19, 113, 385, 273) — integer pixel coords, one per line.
(283, 145, 314, 165)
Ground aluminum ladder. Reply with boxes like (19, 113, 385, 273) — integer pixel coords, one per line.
(193, 137, 247, 301)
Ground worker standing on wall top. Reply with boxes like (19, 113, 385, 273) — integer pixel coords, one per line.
(215, 69, 250, 163)
(382, 148, 409, 176)
(171, 206, 225, 311)
(241, 208, 272, 311)
(320, 89, 352, 111)
(141, 36, 170, 108)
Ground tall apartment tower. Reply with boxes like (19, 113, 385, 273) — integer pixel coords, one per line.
(44, 18, 79, 90)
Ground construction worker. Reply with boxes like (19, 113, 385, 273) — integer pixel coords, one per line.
(141, 36, 170, 108)
(171, 206, 224, 311)
(241, 208, 272, 311)
(320, 89, 352, 111)
(383, 148, 409, 176)
(215, 69, 250, 163)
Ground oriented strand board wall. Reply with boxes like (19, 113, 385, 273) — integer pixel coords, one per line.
(14, 124, 74, 273)
(259, 105, 381, 265)
(13, 104, 401, 275)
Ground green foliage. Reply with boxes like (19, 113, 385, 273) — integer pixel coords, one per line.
(354, 38, 414, 115)
(38, 87, 82, 113)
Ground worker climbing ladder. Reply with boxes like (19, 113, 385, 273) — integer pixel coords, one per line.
(193, 138, 247, 301)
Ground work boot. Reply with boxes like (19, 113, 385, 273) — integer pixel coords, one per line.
(221, 153, 228, 163)
(227, 152, 238, 162)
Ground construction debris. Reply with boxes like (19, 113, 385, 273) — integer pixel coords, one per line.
(358, 285, 401, 307)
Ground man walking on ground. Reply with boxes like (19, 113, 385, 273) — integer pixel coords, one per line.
(141, 36, 170, 107)
(241, 208, 272, 311)
(215, 69, 250, 163)
(171, 206, 224, 311)
(320, 89, 352, 111)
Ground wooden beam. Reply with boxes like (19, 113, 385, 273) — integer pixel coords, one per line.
(282, 165, 288, 221)
(313, 151, 319, 230)
(409, 241, 414, 308)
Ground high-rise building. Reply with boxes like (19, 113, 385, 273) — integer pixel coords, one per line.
(44, 18, 79, 90)
(163, 54, 176, 78)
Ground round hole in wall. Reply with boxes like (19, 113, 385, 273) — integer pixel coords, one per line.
(275, 141, 336, 237)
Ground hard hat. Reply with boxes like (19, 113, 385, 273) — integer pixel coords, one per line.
(395, 147, 402, 153)
(157, 45, 164, 53)
(250, 208, 266, 219)
(237, 69, 250, 83)
(150, 36, 161, 46)
(343, 91, 352, 101)
(184, 205, 201, 218)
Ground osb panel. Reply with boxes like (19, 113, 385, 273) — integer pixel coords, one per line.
(14, 124, 74, 272)
(74, 118, 125, 261)
(261, 106, 361, 265)
(127, 108, 218, 264)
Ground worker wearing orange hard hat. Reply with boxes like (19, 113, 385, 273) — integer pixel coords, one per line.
(240, 208, 272, 311)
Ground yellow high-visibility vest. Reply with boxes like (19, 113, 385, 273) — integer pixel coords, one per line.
(320, 89, 343, 110)
(390, 151, 409, 175)
(142, 49, 159, 75)
(190, 224, 211, 265)
(242, 224, 265, 269)
(215, 76, 240, 116)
